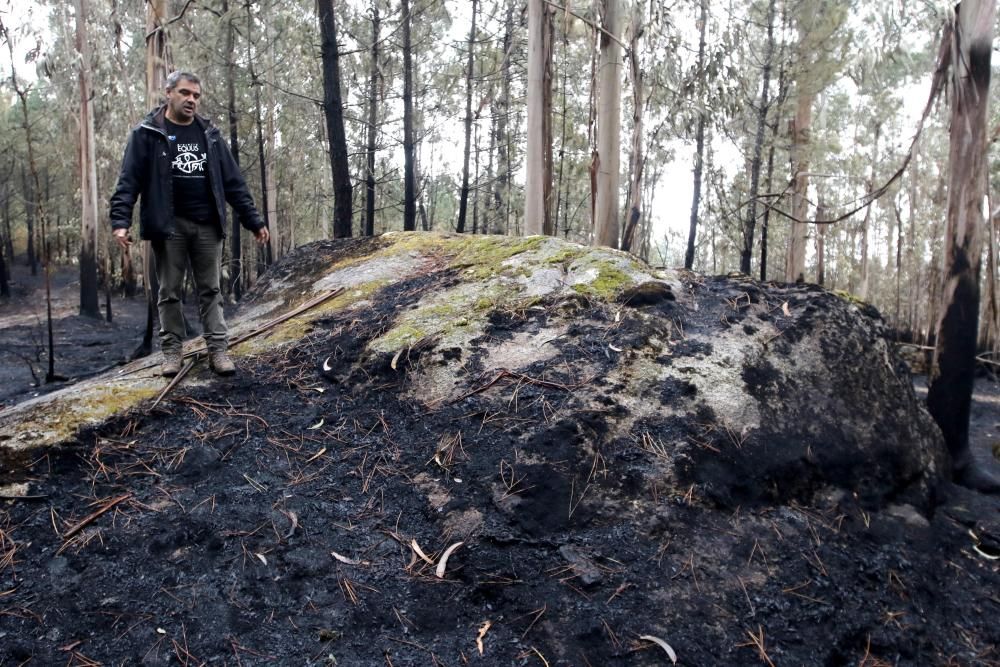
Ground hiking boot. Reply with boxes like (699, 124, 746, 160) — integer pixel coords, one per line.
(209, 350, 237, 376)
(161, 351, 183, 378)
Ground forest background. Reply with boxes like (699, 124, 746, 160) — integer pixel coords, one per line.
(0, 0, 998, 353)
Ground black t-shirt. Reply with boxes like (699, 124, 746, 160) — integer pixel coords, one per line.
(164, 118, 214, 224)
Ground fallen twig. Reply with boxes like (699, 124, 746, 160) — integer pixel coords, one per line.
(62, 493, 131, 540)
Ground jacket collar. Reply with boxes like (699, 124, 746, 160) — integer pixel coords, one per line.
(142, 104, 213, 134)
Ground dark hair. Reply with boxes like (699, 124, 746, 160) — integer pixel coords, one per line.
(165, 71, 201, 91)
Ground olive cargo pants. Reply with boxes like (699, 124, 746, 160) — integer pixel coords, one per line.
(151, 216, 228, 354)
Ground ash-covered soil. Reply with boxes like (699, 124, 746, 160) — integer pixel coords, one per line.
(1, 249, 999, 666)
(0, 261, 224, 411)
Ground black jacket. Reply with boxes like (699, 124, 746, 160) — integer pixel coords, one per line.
(109, 106, 264, 241)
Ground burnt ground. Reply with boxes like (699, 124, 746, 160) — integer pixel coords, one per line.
(1, 258, 1000, 666)
(0, 261, 227, 411)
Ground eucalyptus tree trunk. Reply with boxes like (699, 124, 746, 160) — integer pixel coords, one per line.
(983, 209, 1000, 352)
(525, 0, 553, 236)
(555, 27, 569, 237)
(365, 2, 381, 236)
(401, 0, 417, 232)
(318, 0, 353, 238)
(858, 124, 882, 301)
(136, 0, 171, 358)
(0, 183, 9, 296)
(593, 0, 622, 249)
(785, 86, 813, 283)
(740, 0, 776, 275)
(456, 0, 478, 234)
(927, 1, 999, 492)
(621, 3, 644, 253)
(495, 0, 513, 235)
(815, 196, 827, 286)
(906, 150, 920, 335)
(685, 0, 709, 269)
(247, 2, 272, 270)
(223, 0, 242, 300)
(76, 0, 100, 318)
(761, 39, 789, 282)
(264, 7, 280, 260)
(22, 168, 36, 276)
(2, 187, 13, 279)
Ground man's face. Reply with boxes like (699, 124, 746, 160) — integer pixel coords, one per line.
(165, 78, 202, 123)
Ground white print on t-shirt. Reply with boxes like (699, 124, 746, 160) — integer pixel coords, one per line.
(172, 150, 207, 175)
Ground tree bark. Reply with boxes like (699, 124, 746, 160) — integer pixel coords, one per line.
(76, 0, 101, 318)
(496, 0, 513, 235)
(22, 168, 36, 276)
(740, 0, 776, 275)
(593, 0, 622, 249)
(456, 0, 478, 234)
(402, 0, 417, 231)
(224, 0, 242, 300)
(685, 0, 710, 270)
(927, 2, 996, 482)
(621, 3, 644, 253)
(247, 1, 272, 271)
(525, 0, 553, 236)
(815, 196, 826, 286)
(317, 0, 353, 238)
(365, 1, 381, 236)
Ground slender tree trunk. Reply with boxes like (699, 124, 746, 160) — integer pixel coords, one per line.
(317, 0, 353, 238)
(554, 26, 569, 237)
(135, 0, 171, 358)
(927, 2, 997, 489)
(22, 168, 36, 276)
(621, 3, 644, 253)
(686, 0, 710, 269)
(496, 0, 513, 235)
(402, 0, 417, 232)
(741, 0, 776, 275)
(759, 139, 777, 281)
(76, 0, 101, 318)
(894, 198, 904, 331)
(593, 0, 622, 248)
(2, 189, 12, 276)
(224, 0, 243, 300)
(815, 196, 826, 286)
(246, 2, 271, 271)
(858, 124, 881, 300)
(264, 5, 280, 260)
(785, 88, 813, 283)
(365, 2, 381, 236)
(456, 0, 478, 233)
(525, 0, 554, 236)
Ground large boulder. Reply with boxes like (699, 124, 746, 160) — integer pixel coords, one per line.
(4, 232, 978, 667)
(240, 232, 946, 509)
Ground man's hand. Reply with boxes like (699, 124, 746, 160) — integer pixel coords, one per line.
(254, 227, 270, 246)
(113, 228, 132, 250)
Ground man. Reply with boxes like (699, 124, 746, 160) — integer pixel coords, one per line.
(110, 71, 269, 377)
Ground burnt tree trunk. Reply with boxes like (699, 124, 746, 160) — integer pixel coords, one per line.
(318, 0, 353, 238)
(76, 0, 101, 319)
(402, 0, 416, 232)
(456, 0, 478, 234)
(365, 1, 380, 236)
(224, 0, 242, 300)
(927, 2, 996, 486)
(685, 0, 709, 270)
(740, 0, 776, 275)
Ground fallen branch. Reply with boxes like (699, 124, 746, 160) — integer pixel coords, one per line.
(147, 288, 346, 409)
(452, 368, 585, 404)
(62, 493, 131, 540)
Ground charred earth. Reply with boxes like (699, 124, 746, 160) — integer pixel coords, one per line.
(0, 232, 998, 666)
